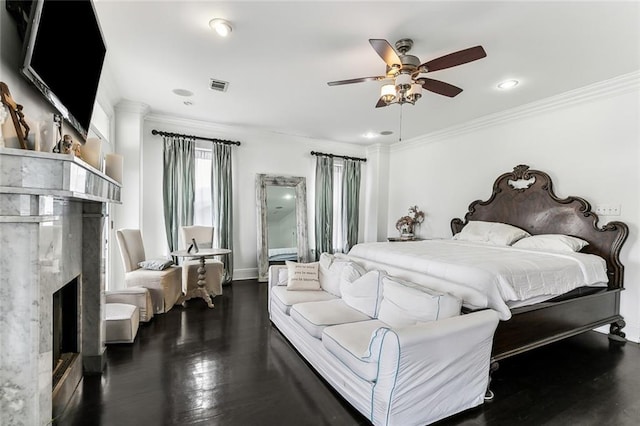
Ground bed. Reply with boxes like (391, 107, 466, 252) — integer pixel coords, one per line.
(268, 247, 299, 262)
(346, 164, 629, 365)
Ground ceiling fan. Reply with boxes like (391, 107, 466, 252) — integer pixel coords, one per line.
(327, 38, 487, 108)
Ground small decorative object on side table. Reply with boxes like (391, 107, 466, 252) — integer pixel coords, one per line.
(395, 205, 425, 239)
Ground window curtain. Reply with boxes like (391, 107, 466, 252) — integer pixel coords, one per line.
(211, 143, 233, 283)
(162, 136, 195, 253)
(314, 155, 334, 259)
(341, 159, 361, 253)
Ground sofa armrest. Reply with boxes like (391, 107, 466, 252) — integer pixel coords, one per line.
(372, 309, 500, 426)
(268, 264, 288, 288)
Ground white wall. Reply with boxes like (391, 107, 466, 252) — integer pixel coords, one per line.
(137, 115, 367, 280)
(387, 73, 640, 342)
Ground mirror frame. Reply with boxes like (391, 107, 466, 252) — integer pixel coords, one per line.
(256, 174, 309, 282)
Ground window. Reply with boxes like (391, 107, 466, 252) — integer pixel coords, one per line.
(332, 161, 344, 253)
(193, 147, 212, 226)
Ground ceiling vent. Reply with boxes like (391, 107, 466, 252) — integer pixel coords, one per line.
(209, 78, 229, 92)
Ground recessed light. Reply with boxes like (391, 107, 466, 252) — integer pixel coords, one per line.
(209, 18, 232, 37)
(497, 79, 519, 90)
(380, 130, 393, 136)
(172, 88, 193, 97)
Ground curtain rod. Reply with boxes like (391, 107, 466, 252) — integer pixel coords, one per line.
(310, 151, 367, 162)
(152, 129, 241, 146)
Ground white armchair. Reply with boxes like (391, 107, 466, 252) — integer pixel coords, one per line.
(115, 229, 183, 314)
(180, 226, 224, 298)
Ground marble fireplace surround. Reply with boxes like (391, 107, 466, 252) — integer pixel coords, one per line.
(0, 147, 121, 425)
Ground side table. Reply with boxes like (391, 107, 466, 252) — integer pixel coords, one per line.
(171, 248, 231, 308)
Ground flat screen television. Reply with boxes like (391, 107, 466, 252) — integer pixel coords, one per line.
(20, 0, 106, 141)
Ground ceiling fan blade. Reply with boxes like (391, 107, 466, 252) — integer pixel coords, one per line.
(375, 97, 388, 108)
(421, 46, 487, 72)
(418, 78, 463, 97)
(369, 39, 402, 68)
(327, 76, 385, 86)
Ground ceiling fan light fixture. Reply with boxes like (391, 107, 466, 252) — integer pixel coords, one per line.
(395, 73, 412, 93)
(380, 83, 396, 103)
(407, 83, 422, 102)
(209, 18, 232, 37)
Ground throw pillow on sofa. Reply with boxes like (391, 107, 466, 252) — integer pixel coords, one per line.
(286, 261, 321, 291)
(318, 252, 350, 297)
(378, 276, 462, 328)
(339, 263, 383, 318)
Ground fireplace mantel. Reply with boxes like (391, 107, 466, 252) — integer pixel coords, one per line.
(0, 147, 121, 203)
(0, 147, 121, 425)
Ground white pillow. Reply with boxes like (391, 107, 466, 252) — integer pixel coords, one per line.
(285, 261, 321, 291)
(276, 268, 288, 286)
(138, 258, 173, 270)
(318, 252, 346, 297)
(512, 234, 589, 252)
(453, 220, 530, 245)
(378, 276, 462, 328)
(340, 265, 384, 318)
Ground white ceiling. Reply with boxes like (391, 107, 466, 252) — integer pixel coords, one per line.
(93, 1, 640, 146)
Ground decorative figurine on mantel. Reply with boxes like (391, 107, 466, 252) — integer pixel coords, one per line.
(0, 103, 7, 147)
(395, 205, 425, 239)
(0, 81, 30, 149)
(53, 134, 73, 154)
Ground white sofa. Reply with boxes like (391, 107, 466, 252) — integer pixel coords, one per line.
(268, 254, 500, 426)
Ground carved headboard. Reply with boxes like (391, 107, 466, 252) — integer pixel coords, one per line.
(451, 165, 628, 289)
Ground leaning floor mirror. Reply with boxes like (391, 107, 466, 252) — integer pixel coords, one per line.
(256, 174, 309, 282)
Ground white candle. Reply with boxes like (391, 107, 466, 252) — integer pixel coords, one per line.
(105, 153, 123, 184)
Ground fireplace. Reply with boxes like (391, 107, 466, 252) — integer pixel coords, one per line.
(51, 277, 82, 417)
(0, 148, 121, 425)
(53, 277, 79, 381)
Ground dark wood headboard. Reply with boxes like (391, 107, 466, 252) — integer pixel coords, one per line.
(451, 165, 628, 289)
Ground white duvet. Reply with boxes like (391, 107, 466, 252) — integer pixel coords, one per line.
(347, 240, 608, 320)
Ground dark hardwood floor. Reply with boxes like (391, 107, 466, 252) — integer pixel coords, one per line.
(56, 280, 640, 426)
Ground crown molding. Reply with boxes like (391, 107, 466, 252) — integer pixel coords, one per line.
(114, 100, 150, 115)
(392, 70, 640, 153)
(145, 113, 245, 138)
(366, 143, 390, 157)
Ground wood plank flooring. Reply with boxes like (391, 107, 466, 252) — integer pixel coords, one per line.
(56, 280, 640, 426)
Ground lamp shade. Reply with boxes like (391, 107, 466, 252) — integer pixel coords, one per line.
(380, 83, 396, 102)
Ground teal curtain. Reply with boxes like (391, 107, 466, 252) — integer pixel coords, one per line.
(341, 159, 361, 253)
(162, 136, 195, 253)
(211, 143, 234, 283)
(314, 155, 334, 259)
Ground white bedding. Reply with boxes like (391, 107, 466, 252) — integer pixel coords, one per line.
(268, 247, 298, 261)
(347, 240, 608, 320)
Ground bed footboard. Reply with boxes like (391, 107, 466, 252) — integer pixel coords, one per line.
(491, 288, 623, 361)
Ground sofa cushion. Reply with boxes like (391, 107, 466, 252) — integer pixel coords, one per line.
(322, 320, 390, 382)
(318, 253, 350, 297)
(290, 299, 371, 339)
(340, 265, 384, 318)
(286, 261, 321, 290)
(270, 285, 337, 315)
(378, 276, 462, 328)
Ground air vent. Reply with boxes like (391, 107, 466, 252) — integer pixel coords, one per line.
(209, 78, 229, 92)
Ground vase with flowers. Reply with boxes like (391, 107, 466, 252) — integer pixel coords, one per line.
(395, 205, 425, 239)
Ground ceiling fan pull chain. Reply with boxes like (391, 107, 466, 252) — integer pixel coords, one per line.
(399, 104, 403, 142)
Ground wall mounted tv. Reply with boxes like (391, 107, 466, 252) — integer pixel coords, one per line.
(21, 0, 106, 141)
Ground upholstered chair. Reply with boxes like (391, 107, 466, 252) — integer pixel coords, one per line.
(180, 226, 224, 298)
(115, 229, 183, 314)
